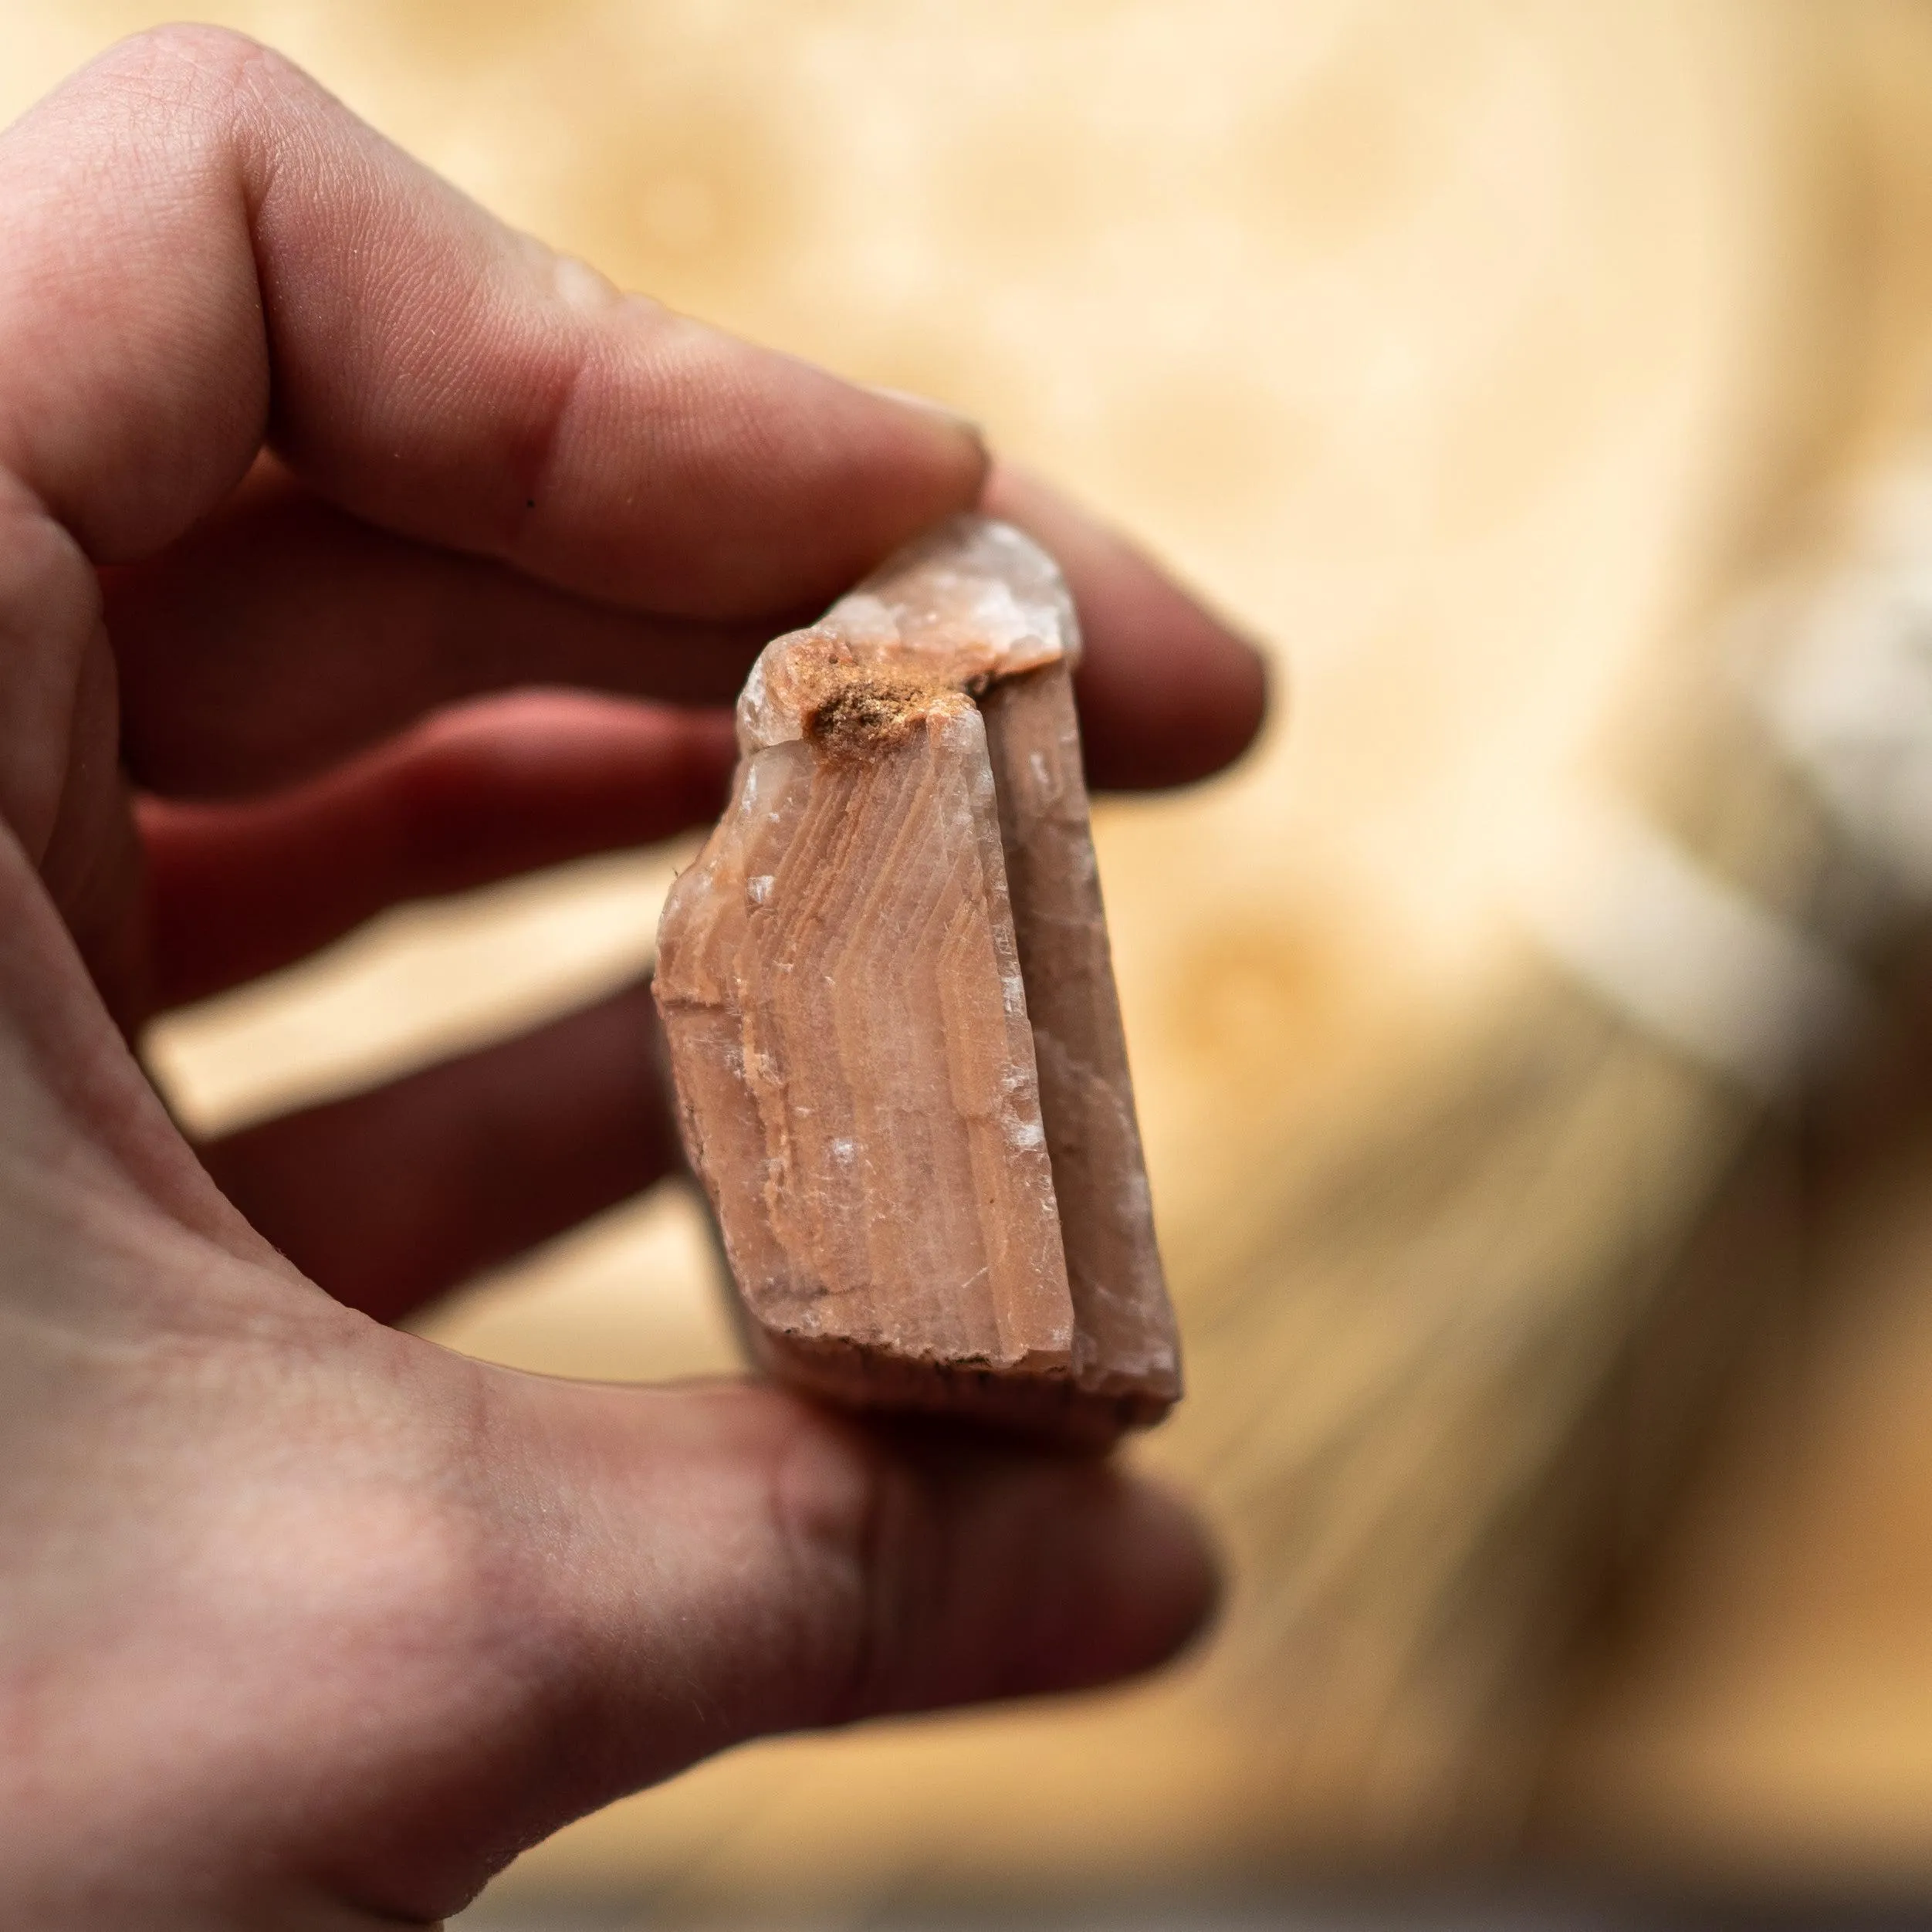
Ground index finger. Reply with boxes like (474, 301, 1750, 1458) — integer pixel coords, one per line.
(0, 24, 1266, 883)
(0, 24, 986, 613)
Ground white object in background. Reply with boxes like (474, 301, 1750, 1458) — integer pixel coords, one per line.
(1510, 791, 1870, 1104)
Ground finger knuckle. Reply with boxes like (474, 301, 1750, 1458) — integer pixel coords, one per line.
(761, 1408, 944, 1727)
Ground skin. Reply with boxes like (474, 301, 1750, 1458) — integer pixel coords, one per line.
(0, 25, 1267, 1930)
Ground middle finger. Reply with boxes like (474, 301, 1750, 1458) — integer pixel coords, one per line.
(140, 689, 735, 1010)
(107, 458, 783, 800)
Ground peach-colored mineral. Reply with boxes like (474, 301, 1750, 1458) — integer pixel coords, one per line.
(654, 515, 1179, 1445)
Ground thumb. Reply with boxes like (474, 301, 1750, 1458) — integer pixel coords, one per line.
(540, 1379, 1216, 1726)
(523, 1377, 1216, 1742)
(395, 1376, 1217, 1913)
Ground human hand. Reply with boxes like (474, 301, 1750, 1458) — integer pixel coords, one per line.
(0, 27, 1264, 1927)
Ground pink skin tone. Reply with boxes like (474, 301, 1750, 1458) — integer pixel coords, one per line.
(0, 25, 1265, 1927)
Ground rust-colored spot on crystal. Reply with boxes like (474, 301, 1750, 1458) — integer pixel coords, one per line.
(804, 664, 962, 757)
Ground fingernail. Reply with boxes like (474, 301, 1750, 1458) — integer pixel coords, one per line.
(861, 382, 984, 445)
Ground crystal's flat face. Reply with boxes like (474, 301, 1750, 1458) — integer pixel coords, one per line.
(655, 515, 1178, 1446)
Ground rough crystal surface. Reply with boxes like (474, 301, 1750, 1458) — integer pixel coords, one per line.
(655, 513, 1179, 1443)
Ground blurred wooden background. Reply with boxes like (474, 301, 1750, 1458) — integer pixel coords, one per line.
(15, 0, 1932, 1909)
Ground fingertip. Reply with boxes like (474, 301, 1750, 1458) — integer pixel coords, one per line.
(1005, 1460, 1223, 1696)
(498, 321, 993, 616)
(772, 366, 991, 597)
(982, 465, 1274, 790)
(1075, 578, 1272, 792)
(858, 381, 986, 452)
(672, 702, 743, 790)
(853, 1417, 1222, 1707)
(418, 689, 738, 811)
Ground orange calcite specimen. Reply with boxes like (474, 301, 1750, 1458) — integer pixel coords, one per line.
(654, 516, 1179, 1444)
